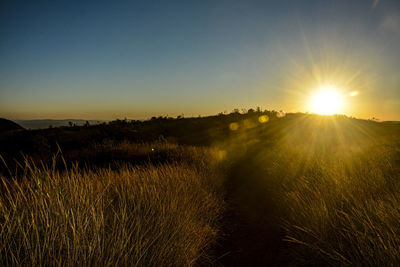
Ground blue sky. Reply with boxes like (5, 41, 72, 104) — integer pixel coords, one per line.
(1, 0, 399, 120)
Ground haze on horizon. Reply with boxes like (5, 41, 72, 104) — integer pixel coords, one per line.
(1, 0, 400, 121)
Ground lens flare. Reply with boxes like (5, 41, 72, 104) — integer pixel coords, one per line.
(349, 91, 359, 97)
(229, 122, 239, 131)
(258, 115, 269, 123)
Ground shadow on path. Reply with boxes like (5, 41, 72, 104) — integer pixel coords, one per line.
(214, 147, 289, 266)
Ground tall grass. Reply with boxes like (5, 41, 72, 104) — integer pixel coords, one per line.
(64, 140, 220, 167)
(229, 136, 400, 265)
(0, 158, 223, 266)
(281, 144, 400, 265)
(1, 118, 399, 265)
(218, 120, 400, 266)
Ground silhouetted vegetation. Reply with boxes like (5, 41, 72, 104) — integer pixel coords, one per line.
(1, 111, 400, 265)
(0, 110, 281, 172)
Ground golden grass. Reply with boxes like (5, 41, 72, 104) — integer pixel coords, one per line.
(276, 143, 400, 265)
(0, 159, 223, 266)
(218, 116, 400, 265)
(1, 126, 399, 265)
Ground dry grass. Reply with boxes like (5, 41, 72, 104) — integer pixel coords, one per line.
(218, 118, 400, 266)
(0, 157, 223, 266)
(66, 140, 217, 163)
(276, 142, 400, 265)
(1, 120, 400, 266)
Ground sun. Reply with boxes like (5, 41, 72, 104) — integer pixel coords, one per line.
(309, 85, 344, 115)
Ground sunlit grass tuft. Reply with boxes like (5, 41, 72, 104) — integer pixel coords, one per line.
(274, 143, 400, 265)
(0, 157, 223, 266)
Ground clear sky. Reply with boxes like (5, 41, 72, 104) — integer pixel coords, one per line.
(1, 0, 399, 120)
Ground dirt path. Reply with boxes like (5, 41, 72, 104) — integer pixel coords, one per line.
(213, 151, 289, 266)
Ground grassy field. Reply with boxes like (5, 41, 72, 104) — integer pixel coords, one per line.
(220, 139, 400, 265)
(1, 113, 400, 266)
(0, 150, 223, 266)
(283, 143, 400, 265)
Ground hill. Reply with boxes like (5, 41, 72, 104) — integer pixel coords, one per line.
(0, 111, 400, 265)
(0, 111, 399, 173)
(0, 118, 24, 133)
